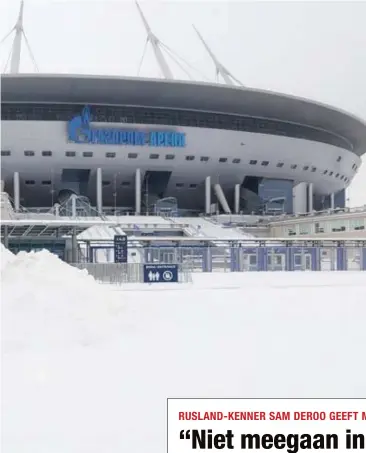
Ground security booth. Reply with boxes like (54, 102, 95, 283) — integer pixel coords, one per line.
(352, 246, 366, 271)
(241, 247, 260, 271)
(267, 247, 287, 271)
(290, 247, 320, 271)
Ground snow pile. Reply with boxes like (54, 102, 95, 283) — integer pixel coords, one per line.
(2, 253, 366, 452)
(1, 242, 16, 271)
(1, 245, 125, 351)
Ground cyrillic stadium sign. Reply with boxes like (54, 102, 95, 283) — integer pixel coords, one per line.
(67, 106, 186, 147)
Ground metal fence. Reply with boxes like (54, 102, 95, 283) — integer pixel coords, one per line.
(138, 245, 366, 272)
(71, 262, 193, 284)
(74, 245, 366, 274)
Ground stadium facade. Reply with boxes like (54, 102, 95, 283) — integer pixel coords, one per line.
(1, 73, 366, 216)
(1, 2, 366, 217)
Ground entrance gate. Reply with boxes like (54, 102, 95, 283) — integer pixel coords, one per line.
(240, 246, 320, 272)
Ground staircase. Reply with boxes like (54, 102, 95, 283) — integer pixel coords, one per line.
(172, 217, 254, 241)
(0, 188, 16, 220)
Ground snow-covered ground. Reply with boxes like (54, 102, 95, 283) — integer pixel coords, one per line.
(2, 245, 366, 453)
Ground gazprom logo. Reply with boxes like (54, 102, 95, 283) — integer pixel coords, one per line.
(67, 105, 186, 148)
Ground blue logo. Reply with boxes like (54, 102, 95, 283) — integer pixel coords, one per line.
(68, 105, 186, 148)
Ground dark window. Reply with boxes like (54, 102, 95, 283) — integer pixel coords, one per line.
(219, 157, 228, 163)
(189, 183, 197, 188)
(176, 183, 184, 187)
(106, 152, 116, 158)
(291, 164, 297, 169)
(303, 166, 309, 171)
(150, 154, 159, 159)
(42, 150, 52, 156)
(121, 181, 131, 186)
(261, 161, 269, 166)
(329, 171, 334, 176)
(340, 175, 344, 180)
(42, 180, 51, 185)
(165, 154, 175, 160)
(128, 153, 138, 159)
(276, 162, 284, 168)
(200, 156, 209, 162)
(335, 173, 339, 178)
(25, 180, 35, 185)
(102, 181, 110, 186)
(66, 151, 76, 157)
(323, 170, 328, 175)
(186, 155, 195, 161)
(83, 151, 93, 157)
(249, 160, 257, 165)
(24, 150, 35, 156)
(311, 167, 316, 172)
(337, 156, 342, 162)
(232, 158, 241, 164)
(1, 150, 11, 156)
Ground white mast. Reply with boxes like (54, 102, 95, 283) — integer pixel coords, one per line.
(10, 0, 24, 73)
(1, 0, 38, 73)
(193, 25, 243, 86)
(135, 1, 174, 80)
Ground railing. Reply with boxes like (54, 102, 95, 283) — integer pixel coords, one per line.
(208, 207, 366, 228)
(112, 223, 190, 230)
(268, 206, 366, 223)
(5, 194, 366, 227)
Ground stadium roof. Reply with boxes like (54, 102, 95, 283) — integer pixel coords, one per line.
(2, 73, 366, 156)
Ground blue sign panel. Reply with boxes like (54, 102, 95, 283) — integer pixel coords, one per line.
(68, 106, 186, 147)
(114, 235, 128, 263)
(143, 264, 179, 283)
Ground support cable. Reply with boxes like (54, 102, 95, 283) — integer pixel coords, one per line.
(160, 43, 193, 80)
(0, 29, 14, 46)
(160, 41, 211, 82)
(23, 31, 39, 71)
(3, 47, 13, 72)
(137, 38, 149, 76)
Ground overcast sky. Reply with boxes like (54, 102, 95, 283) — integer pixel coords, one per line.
(1, 0, 365, 207)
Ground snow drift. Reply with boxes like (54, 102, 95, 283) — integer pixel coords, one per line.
(1, 245, 125, 350)
(2, 244, 366, 453)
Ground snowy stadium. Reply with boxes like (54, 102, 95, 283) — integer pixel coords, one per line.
(1, 2, 366, 452)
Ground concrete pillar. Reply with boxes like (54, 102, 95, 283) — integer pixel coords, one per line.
(135, 168, 141, 215)
(205, 176, 211, 215)
(71, 227, 78, 263)
(96, 167, 103, 215)
(308, 182, 314, 213)
(71, 194, 77, 217)
(13, 171, 20, 212)
(3, 225, 9, 248)
(330, 193, 335, 210)
(234, 184, 240, 214)
(292, 182, 307, 214)
(214, 183, 231, 214)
